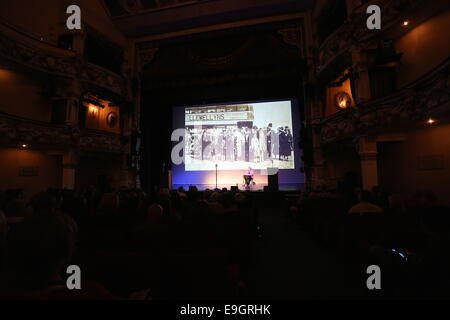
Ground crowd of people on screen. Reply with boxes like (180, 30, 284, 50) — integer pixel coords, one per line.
(186, 123, 293, 163)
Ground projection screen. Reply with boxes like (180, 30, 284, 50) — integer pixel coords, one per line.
(184, 101, 294, 171)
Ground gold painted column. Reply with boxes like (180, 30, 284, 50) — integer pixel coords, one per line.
(351, 47, 372, 103)
(357, 136, 378, 190)
(62, 151, 78, 190)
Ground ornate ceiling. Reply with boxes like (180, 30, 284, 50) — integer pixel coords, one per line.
(101, 0, 315, 38)
(103, 0, 208, 16)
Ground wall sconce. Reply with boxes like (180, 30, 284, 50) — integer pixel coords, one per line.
(89, 105, 99, 115)
(334, 91, 352, 110)
(427, 118, 436, 125)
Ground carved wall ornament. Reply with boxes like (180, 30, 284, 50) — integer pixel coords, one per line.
(138, 46, 159, 69)
(277, 24, 304, 57)
(335, 91, 352, 110)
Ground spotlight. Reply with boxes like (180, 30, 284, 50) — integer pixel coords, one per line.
(403, 21, 409, 26)
(21, 144, 27, 148)
(427, 118, 436, 125)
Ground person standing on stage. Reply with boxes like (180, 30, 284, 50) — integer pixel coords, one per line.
(240, 128, 245, 162)
(244, 127, 251, 163)
(248, 127, 254, 163)
(271, 127, 280, 160)
(201, 129, 206, 160)
(204, 129, 213, 161)
(286, 126, 293, 161)
(225, 129, 234, 161)
(259, 127, 267, 161)
(251, 126, 261, 163)
(193, 132, 201, 160)
(266, 123, 273, 159)
(215, 129, 225, 161)
(234, 128, 241, 161)
(279, 127, 287, 161)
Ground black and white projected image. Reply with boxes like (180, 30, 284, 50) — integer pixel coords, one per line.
(184, 101, 295, 171)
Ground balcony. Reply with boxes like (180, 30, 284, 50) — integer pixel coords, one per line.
(0, 21, 128, 98)
(0, 111, 127, 154)
(316, 0, 426, 77)
(319, 58, 450, 144)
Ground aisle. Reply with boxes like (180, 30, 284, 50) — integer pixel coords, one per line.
(246, 208, 349, 299)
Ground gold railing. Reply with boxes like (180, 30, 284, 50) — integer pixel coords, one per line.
(0, 21, 128, 97)
(0, 111, 126, 153)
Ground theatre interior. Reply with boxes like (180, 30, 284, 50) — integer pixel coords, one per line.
(0, 0, 450, 300)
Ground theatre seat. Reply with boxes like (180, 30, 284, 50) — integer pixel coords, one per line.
(80, 228, 128, 251)
(160, 250, 235, 299)
(73, 250, 165, 298)
(130, 223, 170, 253)
(166, 222, 216, 253)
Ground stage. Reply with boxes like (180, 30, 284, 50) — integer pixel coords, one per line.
(172, 183, 305, 191)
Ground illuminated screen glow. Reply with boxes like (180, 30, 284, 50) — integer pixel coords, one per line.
(172, 99, 304, 189)
(184, 101, 294, 171)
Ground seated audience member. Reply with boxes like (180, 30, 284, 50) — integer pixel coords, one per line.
(157, 188, 173, 220)
(0, 210, 7, 261)
(28, 192, 58, 217)
(208, 192, 225, 215)
(348, 190, 383, 215)
(147, 203, 164, 224)
(98, 189, 120, 215)
(132, 202, 169, 252)
(4, 193, 28, 223)
(0, 214, 117, 300)
(177, 186, 188, 199)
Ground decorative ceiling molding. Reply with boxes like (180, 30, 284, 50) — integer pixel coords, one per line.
(138, 46, 160, 69)
(277, 23, 304, 57)
(183, 37, 252, 69)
